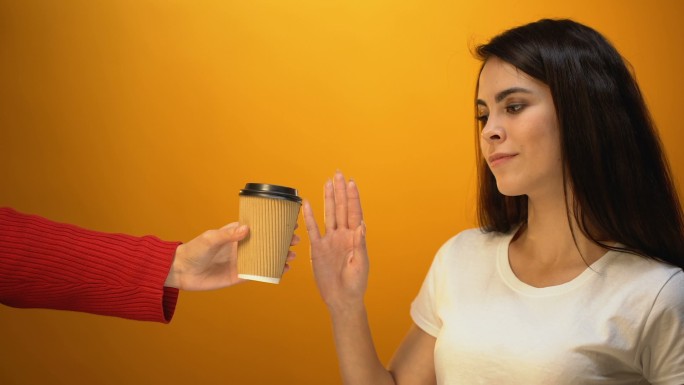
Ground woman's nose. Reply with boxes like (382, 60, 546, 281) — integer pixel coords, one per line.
(481, 118, 505, 143)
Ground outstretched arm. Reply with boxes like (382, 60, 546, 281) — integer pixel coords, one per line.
(304, 171, 436, 385)
(0, 207, 299, 322)
(0, 207, 182, 322)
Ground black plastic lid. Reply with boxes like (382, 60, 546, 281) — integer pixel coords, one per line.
(239, 183, 302, 203)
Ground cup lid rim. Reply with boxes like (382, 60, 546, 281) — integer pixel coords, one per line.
(239, 183, 302, 202)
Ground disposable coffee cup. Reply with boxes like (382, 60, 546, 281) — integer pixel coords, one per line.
(237, 183, 302, 284)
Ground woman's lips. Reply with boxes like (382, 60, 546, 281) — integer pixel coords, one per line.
(488, 153, 517, 167)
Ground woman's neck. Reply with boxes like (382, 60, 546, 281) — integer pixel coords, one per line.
(507, 193, 610, 287)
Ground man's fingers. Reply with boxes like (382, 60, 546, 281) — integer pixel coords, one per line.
(290, 233, 301, 246)
(286, 250, 296, 262)
(216, 223, 249, 243)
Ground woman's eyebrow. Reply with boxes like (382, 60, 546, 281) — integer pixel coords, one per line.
(477, 87, 533, 107)
(494, 87, 532, 103)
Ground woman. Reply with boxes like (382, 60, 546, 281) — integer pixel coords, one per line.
(303, 19, 684, 384)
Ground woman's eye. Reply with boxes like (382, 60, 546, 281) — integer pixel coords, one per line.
(477, 114, 489, 127)
(505, 104, 525, 114)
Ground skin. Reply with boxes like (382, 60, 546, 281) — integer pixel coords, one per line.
(304, 172, 437, 385)
(303, 57, 611, 383)
(477, 57, 563, 201)
(478, 57, 608, 287)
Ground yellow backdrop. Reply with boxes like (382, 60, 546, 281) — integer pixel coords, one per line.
(1, 1, 682, 384)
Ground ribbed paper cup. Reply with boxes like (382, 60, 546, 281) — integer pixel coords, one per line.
(237, 183, 302, 284)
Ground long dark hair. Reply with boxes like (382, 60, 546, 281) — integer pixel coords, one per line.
(474, 18, 684, 269)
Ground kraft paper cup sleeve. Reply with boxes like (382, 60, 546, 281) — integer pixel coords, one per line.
(237, 183, 301, 284)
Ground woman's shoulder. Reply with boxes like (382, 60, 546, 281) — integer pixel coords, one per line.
(600, 249, 684, 301)
(442, 227, 515, 248)
(607, 249, 683, 280)
(435, 227, 514, 258)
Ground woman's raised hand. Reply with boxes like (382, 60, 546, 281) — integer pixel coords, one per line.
(303, 171, 368, 312)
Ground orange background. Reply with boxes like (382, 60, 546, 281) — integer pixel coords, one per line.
(1, 1, 682, 384)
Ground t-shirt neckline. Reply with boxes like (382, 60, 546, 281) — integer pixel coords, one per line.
(496, 229, 617, 297)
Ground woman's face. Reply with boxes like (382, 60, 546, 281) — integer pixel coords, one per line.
(477, 57, 563, 200)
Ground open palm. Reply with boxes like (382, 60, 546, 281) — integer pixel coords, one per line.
(304, 171, 368, 311)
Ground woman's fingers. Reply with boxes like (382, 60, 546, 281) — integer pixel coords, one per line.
(334, 171, 349, 229)
(312, 171, 362, 237)
(347, 179, 363, 229)
(303, 200, 321, 242)
(324, 179, 336, 232)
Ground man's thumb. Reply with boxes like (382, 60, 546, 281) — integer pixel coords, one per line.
(221, 223, 249, 242)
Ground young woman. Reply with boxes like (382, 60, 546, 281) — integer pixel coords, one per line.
(303, 19, 684, 384)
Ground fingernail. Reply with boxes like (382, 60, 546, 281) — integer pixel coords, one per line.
(236, 225, 248, 233)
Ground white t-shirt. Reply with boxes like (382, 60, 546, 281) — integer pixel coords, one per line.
(411, 228, 684, 385)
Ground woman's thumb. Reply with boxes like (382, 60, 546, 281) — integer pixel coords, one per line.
(353, 221, 367, 258)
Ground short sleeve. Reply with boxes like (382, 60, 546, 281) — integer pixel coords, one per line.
(410, 242, 447, 338)
(640, 269, 684, 385)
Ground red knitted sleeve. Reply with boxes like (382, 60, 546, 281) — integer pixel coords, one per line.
(0, 207, 181, 323)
